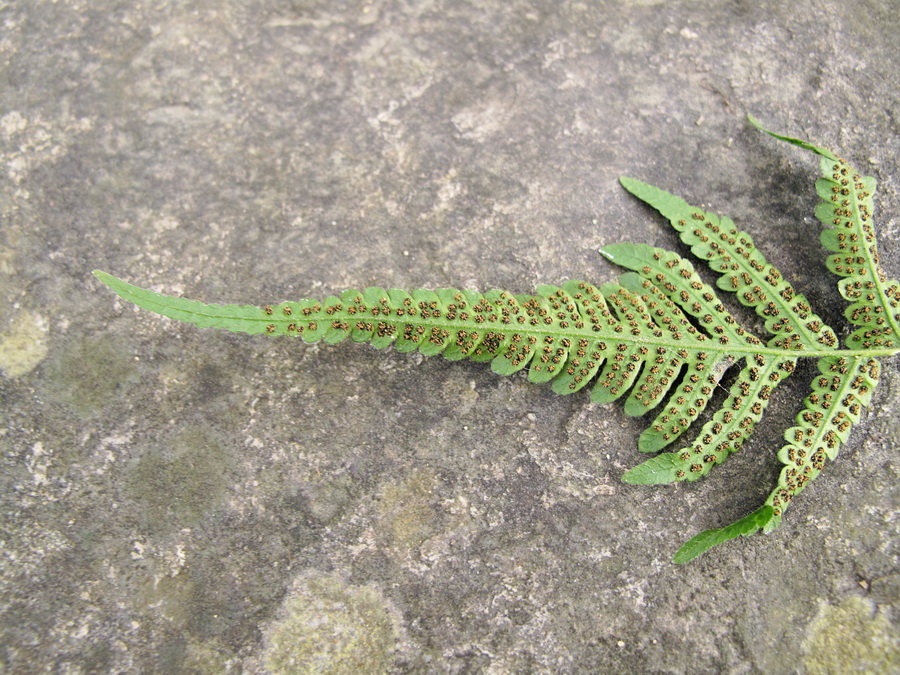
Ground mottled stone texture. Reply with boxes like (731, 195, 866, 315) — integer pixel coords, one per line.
(1, 1, 898, 672)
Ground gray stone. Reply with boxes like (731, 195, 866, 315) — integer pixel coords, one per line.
(1, 0, 897, 671)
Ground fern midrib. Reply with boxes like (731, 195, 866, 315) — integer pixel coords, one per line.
(176, 300, 900, 359)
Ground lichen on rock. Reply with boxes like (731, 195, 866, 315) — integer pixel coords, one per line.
(803, 596, 900, 674)
(262, 572, 402, 674)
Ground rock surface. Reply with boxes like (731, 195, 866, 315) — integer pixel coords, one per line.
(1, 0, 898, 672)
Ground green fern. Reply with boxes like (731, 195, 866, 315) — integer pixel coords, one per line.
(94, 117, 899, 562)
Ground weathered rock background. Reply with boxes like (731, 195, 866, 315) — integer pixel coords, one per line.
(1, 1, 898, 672)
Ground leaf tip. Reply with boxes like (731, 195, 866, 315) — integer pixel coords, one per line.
(746, 112, 764, 130)
(618, 175, 644, 195)
(672, 505, 775, 563)
(672, 544, 700, 565)
(93, 269, 117, 287)
(747, 115, 839, 161)
(622, 453, 683, 485)
(599, 242, 640, 266)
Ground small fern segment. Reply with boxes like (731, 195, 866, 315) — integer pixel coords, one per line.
(623, 354, 797, 484)
(749, 116, 900, 350)
(600, 242, 763, 349)
(618, 176, 838, 351)
(673, 505, 774, 564)
(764, 354, 880, 531)
(601, 243, 765, 454)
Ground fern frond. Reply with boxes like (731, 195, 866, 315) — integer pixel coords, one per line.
(93, 117, 900, 564)
(665, 119, 898, 562)
(92, 270, 742, 440)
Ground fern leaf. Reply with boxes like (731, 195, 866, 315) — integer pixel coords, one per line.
(93, 257, 781, 479)
(751, 117, 900, 350)
(668, 355, 879, 559)
(763, 354, 881, 531)
(679, 354, 881, 562)
(664, 120, 897, 561)
(624, 354, 796, 483)
(92, 271, 739, 430)
(618, 176, 838, 351)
